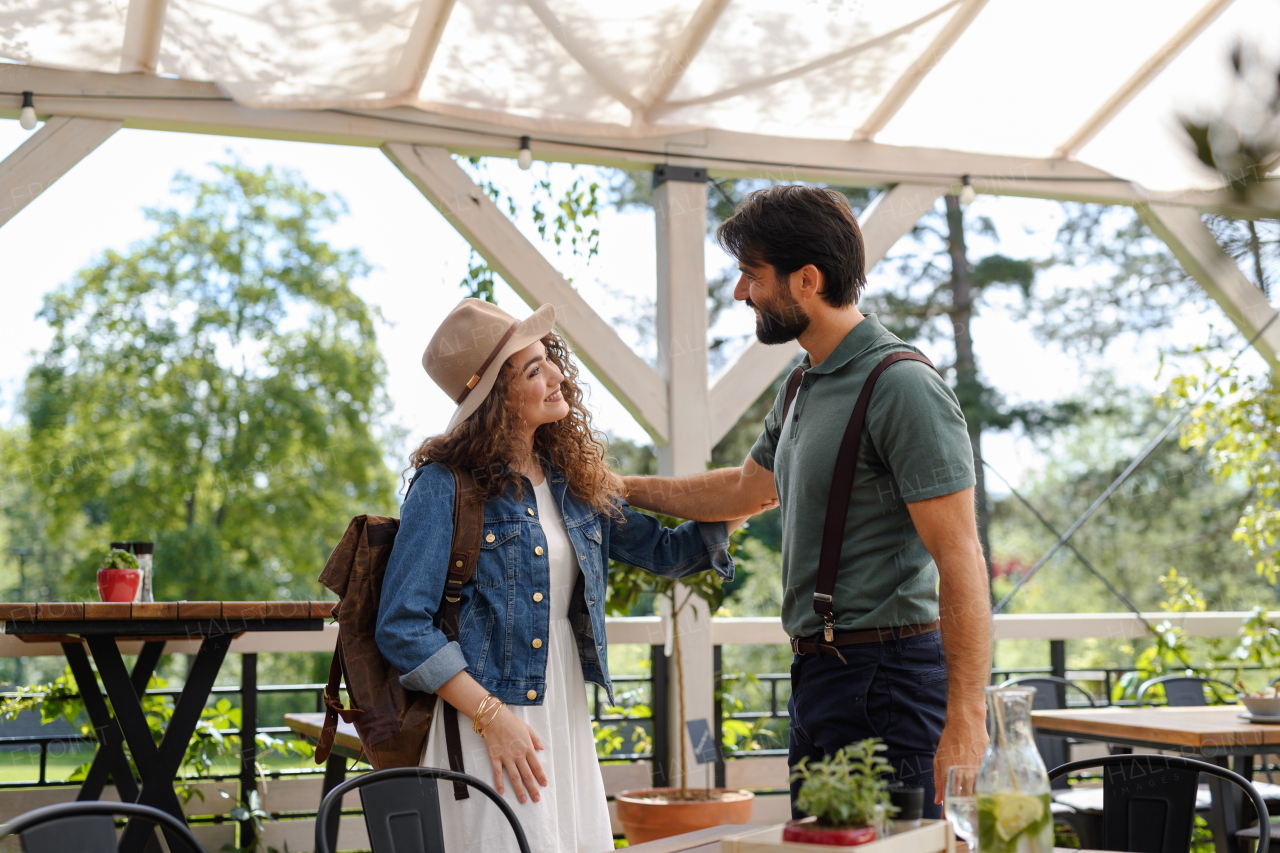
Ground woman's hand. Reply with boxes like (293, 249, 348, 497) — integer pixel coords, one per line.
(482, 706, 547, 804)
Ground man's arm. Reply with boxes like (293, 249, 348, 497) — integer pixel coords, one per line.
(906, 486, 991, 803)
(620, 452, 778, 522)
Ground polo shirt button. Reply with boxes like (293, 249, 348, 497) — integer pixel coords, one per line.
(533, 592, 543, 602)
(527, 507, 535, 516)
(802, 382, 809, 390)
(535, 546, 544, 556)
(532, 638, 542, 649)
(527, 690, 537, 700)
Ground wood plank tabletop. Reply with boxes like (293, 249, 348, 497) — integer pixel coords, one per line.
(286, 711, 362, 754)
(0, 601, 334, 621)
(1031, 705, 1280, 750)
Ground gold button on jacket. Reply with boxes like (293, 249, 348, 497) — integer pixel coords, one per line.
(532, 638, 542, 649)
(526, 507, 535, 516)
(533, 592, 543, 602)
(534, 546, 544, 556)
(526, 690, 537, 700)
(485, 532, 495, 543)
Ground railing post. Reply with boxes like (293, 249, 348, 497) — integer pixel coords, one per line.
(713, 645, 724, 789)
(1050, 640, 1067, 707)
(650, 645, 668, 787)
(239, 653, 258, 849)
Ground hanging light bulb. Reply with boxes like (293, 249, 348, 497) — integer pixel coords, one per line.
(959, 174, 976, 206)
(517, 136, 533, 170)
(19, 92, 37, 131)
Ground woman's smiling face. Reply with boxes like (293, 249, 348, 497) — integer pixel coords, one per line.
(508, 339, 570, 430)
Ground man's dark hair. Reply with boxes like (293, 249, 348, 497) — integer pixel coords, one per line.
(715, 185, 866, 307)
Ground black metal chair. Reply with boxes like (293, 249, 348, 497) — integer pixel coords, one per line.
(315, 766, 532, 853)
(0, 801, 205, 853)
(1049, 754, 1269, 853)
(1136, 674, 1238, 707)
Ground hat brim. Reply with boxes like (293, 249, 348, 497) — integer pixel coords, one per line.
(444, 303, 557, 434)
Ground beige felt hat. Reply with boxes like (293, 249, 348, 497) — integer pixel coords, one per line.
(424, 298, 557, 433)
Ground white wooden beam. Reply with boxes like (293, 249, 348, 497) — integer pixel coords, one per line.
(5, 66, 1277, 219)
(853, 0, 989, 141)
(637, 0, 732, 120)
(654, 177, 711, 475)
(707, 183, 944, 444)
(651, 173, 713, 789)
(382, 142, 670, 441)
(0, 116, 121, 229)
(1053, 0, 1235, 158)
(1140, 203, 1280, 365)
(119, 0, 170, 75)
(385, 0, 457, 97)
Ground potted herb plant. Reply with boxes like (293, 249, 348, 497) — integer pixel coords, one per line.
(97, 548, 142, 602)
(784, 739, 897, 846)
(608, 521, 754, 843)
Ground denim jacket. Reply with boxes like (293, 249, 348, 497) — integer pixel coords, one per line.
(376, 463, 733, 706)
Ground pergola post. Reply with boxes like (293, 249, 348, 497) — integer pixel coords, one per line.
(652, 165, 715, 788)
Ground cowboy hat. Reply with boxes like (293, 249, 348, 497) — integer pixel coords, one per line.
(424, 298, 557, 433)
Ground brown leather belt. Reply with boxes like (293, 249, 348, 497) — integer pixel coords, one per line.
(790, 619, 940, 659)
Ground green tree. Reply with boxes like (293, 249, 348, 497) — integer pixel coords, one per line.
(7, 160, 396, 603)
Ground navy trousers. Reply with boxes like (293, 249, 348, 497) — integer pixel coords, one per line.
(787, 628, 949, 820)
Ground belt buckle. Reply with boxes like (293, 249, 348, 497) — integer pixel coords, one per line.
(789, 637, 802, 654)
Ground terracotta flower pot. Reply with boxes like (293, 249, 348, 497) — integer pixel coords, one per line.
(615, 788, 754, 843)
(782, 816, 877, 846)
(97, 568, 141, 603)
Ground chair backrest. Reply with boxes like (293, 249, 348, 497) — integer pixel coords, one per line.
(1048, 754, 1268, 853)
(1136, 675, 1237, 708)
(1000, 677, 1096, 790)
(316, 766, 532, 853)
(0, 801, 205, 853)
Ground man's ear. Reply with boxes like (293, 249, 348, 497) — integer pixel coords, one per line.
(793, 264, 823, 302)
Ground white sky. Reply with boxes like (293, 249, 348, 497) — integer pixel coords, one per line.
(0, 121, 1268, 495)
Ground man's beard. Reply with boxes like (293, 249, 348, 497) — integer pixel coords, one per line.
(749, 291, 810, 345)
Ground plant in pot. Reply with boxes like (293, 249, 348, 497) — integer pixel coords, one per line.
(608, 521, 754, 843)
(97, 548, 142, 603)
(785, 739, 898, 846)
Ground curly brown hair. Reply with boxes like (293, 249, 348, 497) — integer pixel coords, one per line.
(407, 332, 621, 514)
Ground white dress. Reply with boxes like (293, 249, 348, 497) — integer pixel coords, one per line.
(421, 478, 614, 853)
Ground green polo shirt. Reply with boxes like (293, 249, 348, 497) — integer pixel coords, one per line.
(750, 314, 975, 638)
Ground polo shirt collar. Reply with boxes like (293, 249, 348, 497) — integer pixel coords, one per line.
(803, 314, 889, 376)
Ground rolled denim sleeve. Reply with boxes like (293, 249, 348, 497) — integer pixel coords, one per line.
(607, 503, 734, 581)
(376, 466, 469, 694)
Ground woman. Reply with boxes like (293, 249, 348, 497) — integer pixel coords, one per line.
(377, 298, 743, 852)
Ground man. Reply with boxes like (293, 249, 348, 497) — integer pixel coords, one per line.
(621, 185, 990, 816)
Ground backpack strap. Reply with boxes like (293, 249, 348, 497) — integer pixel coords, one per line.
(781, 366, 804, 425)
(441, 467, 484, 800)
(813, 352, 937, 643)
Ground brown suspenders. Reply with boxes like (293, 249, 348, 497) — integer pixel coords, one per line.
(779, 351, 938, 643)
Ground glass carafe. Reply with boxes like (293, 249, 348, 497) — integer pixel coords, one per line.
(975, 686, 1053, 853)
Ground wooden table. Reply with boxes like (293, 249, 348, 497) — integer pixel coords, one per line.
(0, 601, 330, 853)
(615, 825, 1096, 853)
(285, 711, 360, 847)
(1032, 706, 1279, 853)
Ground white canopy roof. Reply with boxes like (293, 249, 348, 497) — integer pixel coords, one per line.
(4, 0, 1278, 195)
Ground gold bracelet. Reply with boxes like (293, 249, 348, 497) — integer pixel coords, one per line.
(478, 700, 505, 738)
(472, 695, 499, 734)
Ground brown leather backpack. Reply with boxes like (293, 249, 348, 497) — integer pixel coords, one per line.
(314, 466, 482, 797)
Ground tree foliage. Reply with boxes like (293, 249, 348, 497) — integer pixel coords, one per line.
(4, 160, 395, 603)
(1170, 358, 1280, 585)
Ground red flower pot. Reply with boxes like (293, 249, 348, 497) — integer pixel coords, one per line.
(781, 817, 877, 846)
(97, 568, 141, 603)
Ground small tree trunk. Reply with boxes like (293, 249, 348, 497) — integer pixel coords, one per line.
(672, 590, 688, 798)
(944, 194, 993, 588)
